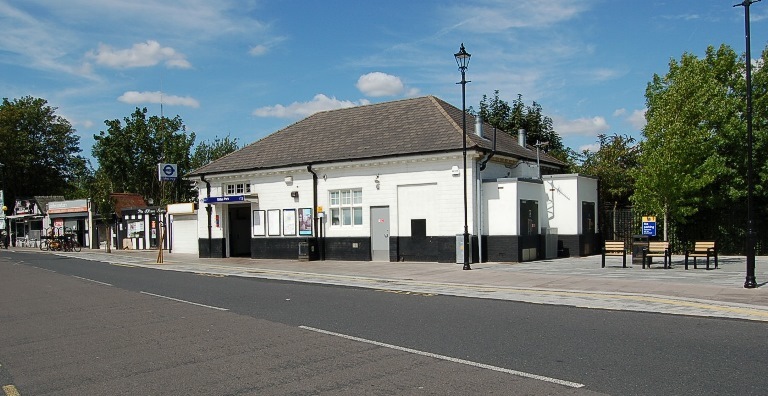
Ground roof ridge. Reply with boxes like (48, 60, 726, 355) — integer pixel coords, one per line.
(428, 95, 464, 137)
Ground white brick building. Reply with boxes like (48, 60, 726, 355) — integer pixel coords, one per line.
(187, 96, 598, 262)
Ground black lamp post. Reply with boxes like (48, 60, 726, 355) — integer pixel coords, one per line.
(455, 43, 472, 270)
(735, 0, 759, 289)
(0, 162, 6, 248)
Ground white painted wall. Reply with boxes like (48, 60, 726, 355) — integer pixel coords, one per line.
(192, 159, 600, 244)
(194, 154, 475, 239)
(543, 174, 598, 235)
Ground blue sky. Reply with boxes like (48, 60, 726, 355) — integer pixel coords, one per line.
(2, 0, 766, 163)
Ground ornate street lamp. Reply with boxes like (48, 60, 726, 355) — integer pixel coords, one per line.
(734, 0, 760, 288)
(455, 43, 472, 270)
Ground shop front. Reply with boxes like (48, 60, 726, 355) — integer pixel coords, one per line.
(46, 199, 93, 248)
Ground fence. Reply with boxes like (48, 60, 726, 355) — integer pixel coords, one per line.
(600, 205, 766, 255)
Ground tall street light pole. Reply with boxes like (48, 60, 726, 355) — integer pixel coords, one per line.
(735, 0, 760, 289)
(455, 43, 472, 270)
(0, 162, 6, 248)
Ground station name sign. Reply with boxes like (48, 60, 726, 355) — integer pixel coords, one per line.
(203, 195, 245, 204)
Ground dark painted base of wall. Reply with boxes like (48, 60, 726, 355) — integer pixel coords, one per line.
(558, 233, 600, 257)
(250, 237, 372, 261)
(196, 233, 600, 263)
(198, 238, 226, 258)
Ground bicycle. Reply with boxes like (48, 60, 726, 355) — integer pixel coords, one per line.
(63, 236, 81, 252)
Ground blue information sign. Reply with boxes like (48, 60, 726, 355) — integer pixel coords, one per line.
(642, 222, 657, 236)
(203, 195, 245, 204)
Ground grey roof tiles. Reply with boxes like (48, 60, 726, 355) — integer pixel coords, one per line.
(188, 95, 564, 177)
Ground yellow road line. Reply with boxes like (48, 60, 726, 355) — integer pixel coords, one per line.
(459, 285, 768, 318)
(110, 263, 137, 268)
(3, 384, 20, 396)
(195, 272, 226, 278)
(208, 267, 768, 318)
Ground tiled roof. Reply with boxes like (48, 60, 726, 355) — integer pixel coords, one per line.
(110, 193, 147, 217)
(33, 196, 65, 215)
(188, 95, 564, 177)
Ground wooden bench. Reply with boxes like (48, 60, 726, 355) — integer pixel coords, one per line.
(602, 241, 627, 268)
(684, 241, 718, 270)
(642, 241, 671, 269)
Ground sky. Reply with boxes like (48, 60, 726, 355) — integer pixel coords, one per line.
(1, 0, 766, 163)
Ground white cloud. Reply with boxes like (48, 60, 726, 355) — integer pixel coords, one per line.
(253, 94, 370, 118)
(405, 87, 421, 97)
(613, 108, 626, 117)
(584, 67, 625, 82)
(578, 142, 601, 153)
(249, 44, 269, 56)
(87, 40, 191, 69)
(628, 108, 647, 129)
(118, 91, 200, 108)
(448, 0, 590, 33)
(553, 115, 610, 137)
(356, 72, 405, 97)
(248, 37, 287, 57)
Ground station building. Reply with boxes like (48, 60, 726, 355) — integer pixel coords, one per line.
(186, 96, 598, 262)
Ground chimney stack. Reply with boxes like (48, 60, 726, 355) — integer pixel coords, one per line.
(474, 114, 483, 138)
(518, 128, 527, 147)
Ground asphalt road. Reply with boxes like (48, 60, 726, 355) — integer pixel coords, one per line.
(2, 251, 767, 395)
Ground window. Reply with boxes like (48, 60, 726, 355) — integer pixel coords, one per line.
(330, 189, 363, 226)
(225, 182, 251, 195)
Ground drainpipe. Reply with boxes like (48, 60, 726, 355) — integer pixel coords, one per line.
(477, 127, 497, 263)
(201, 174, 212, 258)
(306, 164, 323, 260)
(479, 126, 497, 171)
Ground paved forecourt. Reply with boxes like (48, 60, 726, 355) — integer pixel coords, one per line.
(8, 247, 768, 322)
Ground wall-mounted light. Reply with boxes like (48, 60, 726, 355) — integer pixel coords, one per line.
(451, 165, 460, 176)
(284, 176, 293, 184)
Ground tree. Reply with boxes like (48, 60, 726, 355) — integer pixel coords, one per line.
(634, 45, 742, 242)
(191, 135, 240, 170)
(0, 96, 88, 211)
(92, 108, 196, 206)
(90, 168, 116, 252)
(576, 134, 639, 237)
(476, 91, 566, 160)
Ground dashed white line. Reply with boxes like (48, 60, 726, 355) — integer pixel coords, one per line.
(140, 291, 229, 311)
(299, 325, 585, 389)
(71, 275, 113, 286)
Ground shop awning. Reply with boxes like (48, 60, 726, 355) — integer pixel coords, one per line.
(49, 212, 88, 219)
(5, 214, 44, 220)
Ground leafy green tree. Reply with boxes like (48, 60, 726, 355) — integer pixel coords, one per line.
(576, 134, 639, 238)
(191, 135, 240, 170)
(634, 45, 741, 242)
(578, 134, 638, 205)
(477, 91, 565, 160)
(0, 96, 88, 211)
(90, 168, 116, 252)
(93, 108, 196, 205)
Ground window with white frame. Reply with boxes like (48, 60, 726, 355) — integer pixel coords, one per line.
(330, 189, 363, 226)
(225, 182, 251, 195)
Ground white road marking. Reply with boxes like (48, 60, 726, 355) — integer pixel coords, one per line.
(299, 325, 585, 389)
(71, 275, 112, 286)
(140, 291, 229, 311)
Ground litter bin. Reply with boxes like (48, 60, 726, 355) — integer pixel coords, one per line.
(541, 227, 558, 259)
(632, 235, 649, 265)
(298, 241, 310, 261)
(455, 234, 473, 264)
